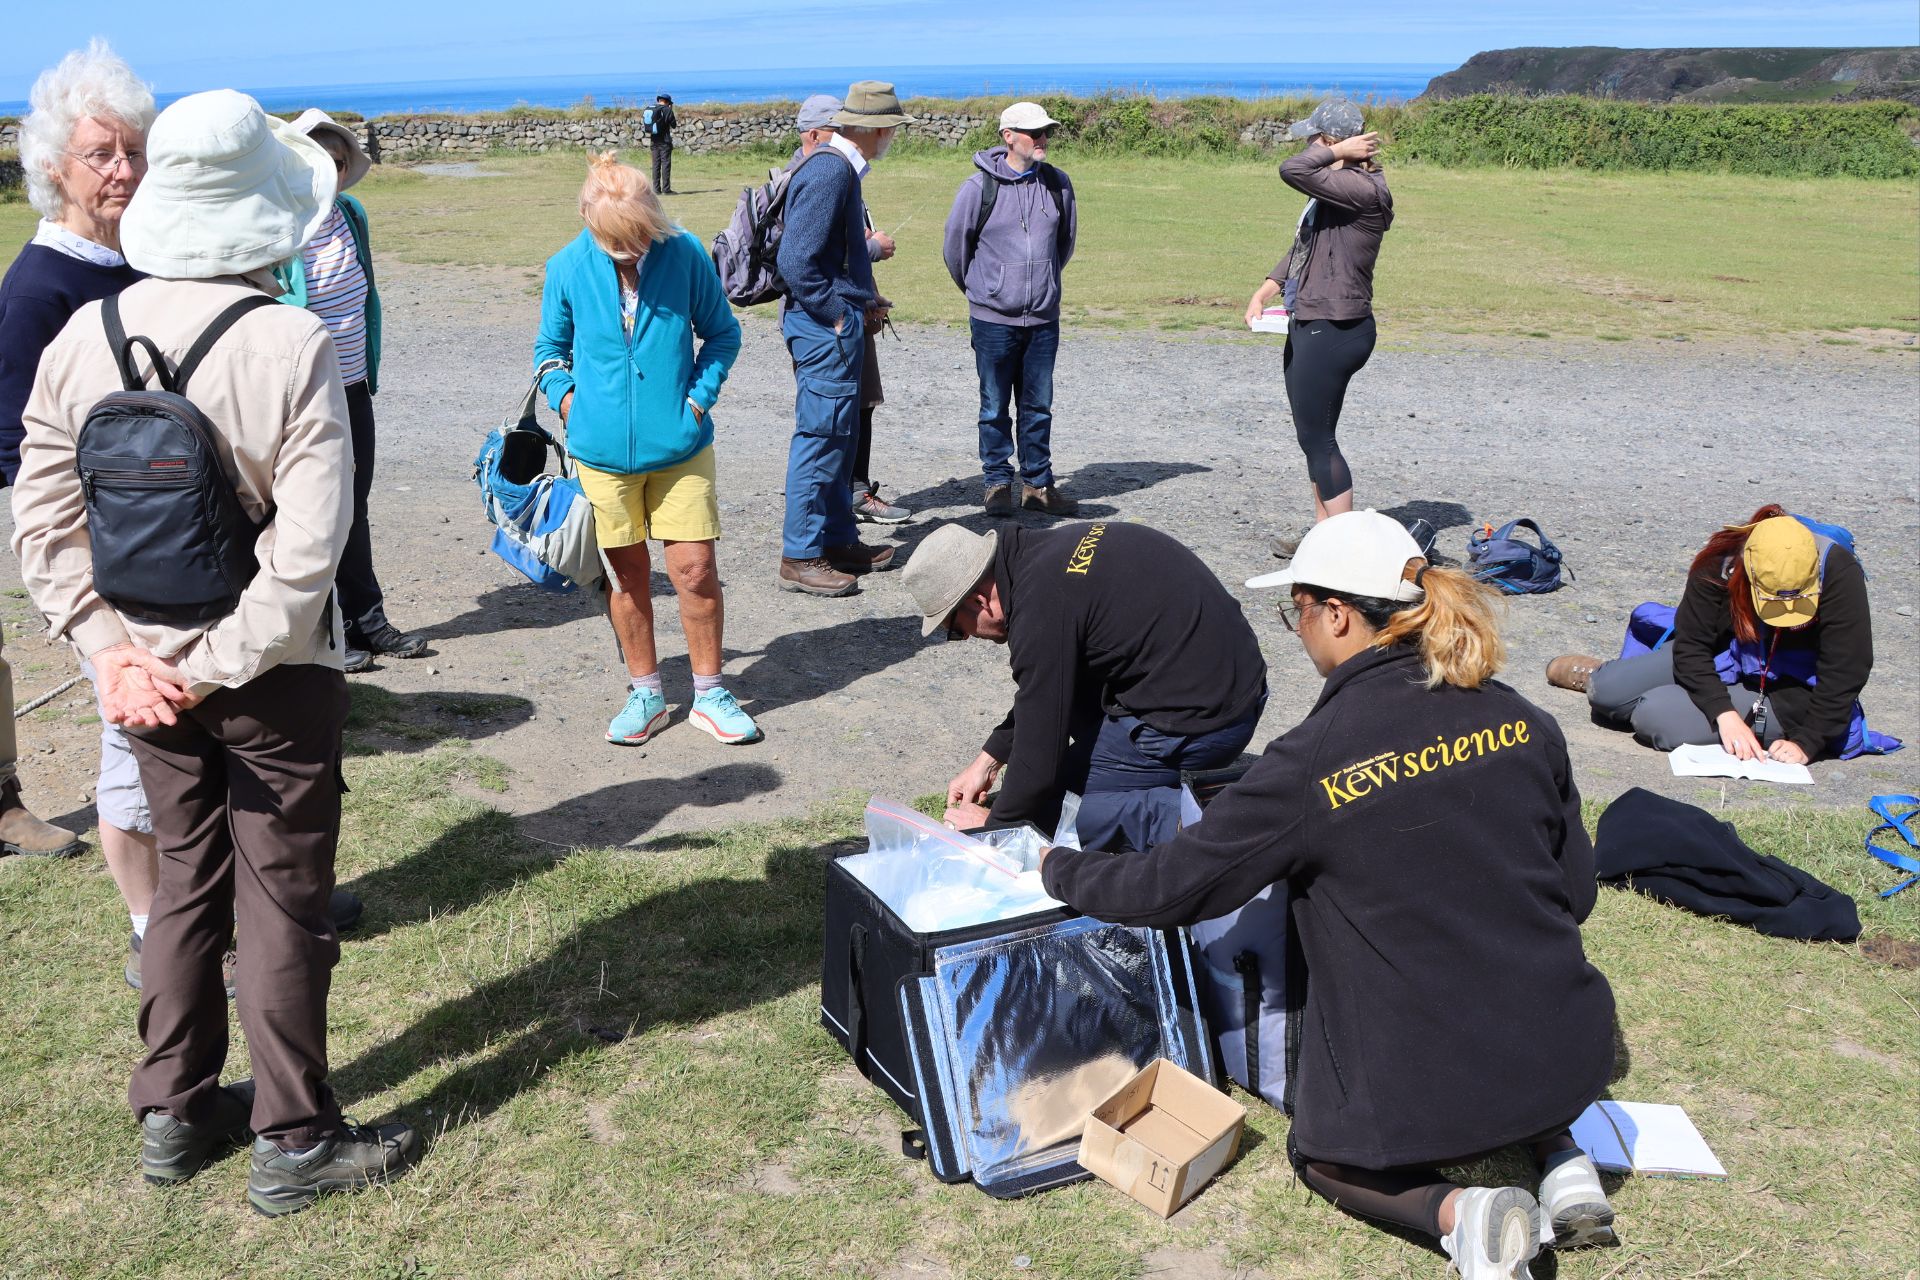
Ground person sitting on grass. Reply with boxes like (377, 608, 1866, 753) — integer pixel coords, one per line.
(1550, 505, 1889, 763)
(535, 152, 761, 746)
(1038, 512, 1619, 1280)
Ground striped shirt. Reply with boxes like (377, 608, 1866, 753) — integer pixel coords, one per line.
(300, 204, 370, 385)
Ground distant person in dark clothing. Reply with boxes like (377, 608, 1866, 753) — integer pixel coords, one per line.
(1042, 512, 1619, 1279)
(1246, 98, 1393, 560)
(903, 520, 1267, 852)
(772, 80, 912, 597)
(647, 93, 677, 194)
(1558, 506, 1884, 762)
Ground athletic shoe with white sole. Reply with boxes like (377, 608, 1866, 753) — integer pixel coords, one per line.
(689, 687, 763, 744)
(607, 686, 670, 745)
(1441, 1185, 1542, 1279)
(1538, 1152, 1617, 1249)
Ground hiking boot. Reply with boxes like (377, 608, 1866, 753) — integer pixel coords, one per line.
(983, 485, 1015, 517)
(607, 685, 670, 746)
(1441, 1186, 1542, 1279)
(354, 620, 428, 660)
(1538, 1153, 1616, 1250)
(826, 541, 896, 574)
(129, 933, 240, 998)
(1546, 654, 1604, 695)
(852, 485, 912, 524)
(246, 1119, 420, 1217)
(1270, 525, 1313, 560)
(330, 888, 365, 934)
(142, 1080, 256, 1186)
(1020, 483, 1078, 516)
(778, 557, 858, 597)
(342, 647, 374, 674)
(689, 687, 763, 745)
(0, 781, 85, 858)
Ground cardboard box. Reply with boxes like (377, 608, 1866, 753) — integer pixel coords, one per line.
(1077, 1058, 1246, 1217)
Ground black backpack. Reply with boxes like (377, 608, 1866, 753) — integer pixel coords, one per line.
(77, 294, 276, 624)
(965, 162, 1070, 265)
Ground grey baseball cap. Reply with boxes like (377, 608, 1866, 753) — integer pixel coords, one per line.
(796, 94, 844, 131)
(1288, 98, 1366, 141)
(903, 524, 999, 638)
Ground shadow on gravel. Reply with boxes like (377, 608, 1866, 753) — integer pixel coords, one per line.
(884, 458, 1210, 516)
(422, 577, 670, 645)
(652, 614, 927, 714)
(338, 765, 783, 941)
(343, 685, 535, 756)
(333, 830, 829, 1140)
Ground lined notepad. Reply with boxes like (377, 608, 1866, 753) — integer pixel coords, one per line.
(1572, 1101, 1726, 1179)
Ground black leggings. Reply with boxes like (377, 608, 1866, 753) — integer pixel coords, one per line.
(1283, 313, 1376, 501)
(1290, 1126, 1579, 1239)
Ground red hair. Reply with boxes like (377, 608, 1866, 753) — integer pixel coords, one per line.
(1689, 503, 1788, 646)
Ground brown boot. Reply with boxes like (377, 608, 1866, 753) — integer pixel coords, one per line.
(0, 780, 85, 858)
(1020, 483, 1079, 516)
(778, 556, 858, 597)
(1546, 654, 1604, 694)
(983, 484, 1015, 517)
(826, 542, 896, 574)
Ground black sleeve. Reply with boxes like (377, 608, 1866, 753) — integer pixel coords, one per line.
(1545, 719, 1598, 924)
(982, 708, 1015, 763)
(0, 294, 68, 487)
(1673, 571, 1736, 724)
(988, 610, 1082, 833)
(1041, 733, 1310, 926)
(1793, 546, 1873, 756)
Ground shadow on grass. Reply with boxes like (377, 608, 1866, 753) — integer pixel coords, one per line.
(333, 832, 838, 1142)
(344, 684, 536, 755)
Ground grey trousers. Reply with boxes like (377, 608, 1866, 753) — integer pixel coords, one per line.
(1587, 648, 1781, 751)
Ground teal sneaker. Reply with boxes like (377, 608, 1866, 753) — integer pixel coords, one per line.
(689, 686, 763, 744)
(607, 685, 670, 745)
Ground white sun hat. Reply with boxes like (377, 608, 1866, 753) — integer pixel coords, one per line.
(290, 107, 371, 190)
(1246, 510, 1426, 601)
(121, 89, 337, 279)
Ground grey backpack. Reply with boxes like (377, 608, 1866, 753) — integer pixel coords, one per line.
(710, 161, 803, 306)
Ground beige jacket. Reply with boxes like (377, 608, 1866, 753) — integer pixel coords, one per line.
(11, 273, 351, 695)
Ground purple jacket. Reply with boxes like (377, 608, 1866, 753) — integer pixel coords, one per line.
(941, 147, 1077, 327)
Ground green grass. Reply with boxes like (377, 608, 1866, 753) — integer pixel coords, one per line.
(12, 149, 1910, 344)
(0, 689, 1915, 1277)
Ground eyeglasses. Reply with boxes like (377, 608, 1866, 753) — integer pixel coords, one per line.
(1276, 598, 1325, 634)
(68, 148, 147, 177)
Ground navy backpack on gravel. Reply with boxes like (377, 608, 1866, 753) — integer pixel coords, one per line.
(1466, 517, 1570, 595)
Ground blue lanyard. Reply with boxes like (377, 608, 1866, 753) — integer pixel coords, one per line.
(1865, 794, 1920, 897)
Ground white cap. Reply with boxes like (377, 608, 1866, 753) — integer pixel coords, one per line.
(999, 101, 1059, 132)
(1246, 510, 1426, 601)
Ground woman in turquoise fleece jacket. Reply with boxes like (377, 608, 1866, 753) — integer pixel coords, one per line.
(532, 154, 760, 750)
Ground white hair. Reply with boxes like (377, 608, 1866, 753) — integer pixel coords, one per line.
(19, 39, 155, 220)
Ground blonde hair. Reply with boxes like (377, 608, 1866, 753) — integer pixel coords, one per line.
(1302, 561, 1507, 691)
(579, 151, 672, 260)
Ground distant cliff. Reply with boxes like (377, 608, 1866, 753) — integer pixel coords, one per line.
(1423, 47, 1920, 104)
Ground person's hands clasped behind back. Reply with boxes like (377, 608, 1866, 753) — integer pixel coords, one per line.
(91, 643, 198, 727)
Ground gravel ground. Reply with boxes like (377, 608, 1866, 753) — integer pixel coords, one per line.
(5, 262, 1916, 850)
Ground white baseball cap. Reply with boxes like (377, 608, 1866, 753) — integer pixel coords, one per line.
(999, 101, 1059, 132)
(1246, 510, 1426, 601)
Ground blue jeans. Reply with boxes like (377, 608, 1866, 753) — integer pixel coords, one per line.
(782, 308, 865, 559)
(970, 318, 1058, 491)
(1062, 695, 1265, 853)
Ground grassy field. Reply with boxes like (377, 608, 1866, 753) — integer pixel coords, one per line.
(0, 685, 1915, 1278)
(4, 150, 1916, 345)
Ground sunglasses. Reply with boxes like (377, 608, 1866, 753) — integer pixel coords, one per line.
(1013, 126, 1054, 139)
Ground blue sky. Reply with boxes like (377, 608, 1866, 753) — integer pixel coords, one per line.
(5, 1, 1916, 99)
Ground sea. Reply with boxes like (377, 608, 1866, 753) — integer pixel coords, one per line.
(2, 63, 1449, 119)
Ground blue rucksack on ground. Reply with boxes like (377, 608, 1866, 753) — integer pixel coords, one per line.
(1466, 518, 1569, 594)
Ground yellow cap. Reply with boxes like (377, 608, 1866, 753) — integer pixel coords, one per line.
(1743, 516, 1820, 627)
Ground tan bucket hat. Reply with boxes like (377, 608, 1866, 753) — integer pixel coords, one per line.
(903, 524, 999, 638)
(290, 108, 371, 190)
(834, 81, 917, 129)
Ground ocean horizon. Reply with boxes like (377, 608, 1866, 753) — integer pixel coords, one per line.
(1, 62, 1451, 119)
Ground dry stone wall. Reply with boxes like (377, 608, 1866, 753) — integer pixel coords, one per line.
(366, 108, 990, 159)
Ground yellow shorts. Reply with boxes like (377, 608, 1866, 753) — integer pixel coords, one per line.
(576, 446, 721, 548)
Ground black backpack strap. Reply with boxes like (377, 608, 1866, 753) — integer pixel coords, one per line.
(964, 173, 1000, 272)
(102, 296, 174, 393)
(173, 294, 278, 395)
(1038, 162, 1070, 256)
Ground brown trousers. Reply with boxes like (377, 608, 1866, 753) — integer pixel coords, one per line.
(125, 662, 350, 1149)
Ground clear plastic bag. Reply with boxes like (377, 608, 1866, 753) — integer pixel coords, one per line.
(840, 797, 1068, 932)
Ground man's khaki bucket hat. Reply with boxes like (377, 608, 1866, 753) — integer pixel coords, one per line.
(903, 525, 998, 638)
(835, 81, 917, 129)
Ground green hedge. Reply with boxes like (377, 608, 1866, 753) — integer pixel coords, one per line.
(1389, 95, 1920, 178)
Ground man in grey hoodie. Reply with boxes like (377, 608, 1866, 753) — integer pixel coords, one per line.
(942, 101, 1078, 517)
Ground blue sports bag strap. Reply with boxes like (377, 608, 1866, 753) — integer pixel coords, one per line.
(1865, 794, 1920, 897)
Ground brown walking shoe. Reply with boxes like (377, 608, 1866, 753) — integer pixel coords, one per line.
(778, 556, 858, 597)
(1020, 483, 1079, 516)
(826, 542, 896, 574)
(983, 484, 1015, 517)
(0, 780, 85, 858)
(1546, 654, 1604, 694)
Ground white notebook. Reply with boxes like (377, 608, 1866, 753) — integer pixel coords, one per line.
(1668, 743, 1813, 785)
(1572, 1101, 1726, 1179)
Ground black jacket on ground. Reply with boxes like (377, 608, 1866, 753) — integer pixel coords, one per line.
(1594, 788, 1860, 942)
(983, 522, 1266, 836)
(1671, 543, 1872, 758)
(1042, 646, 1615, 1169)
